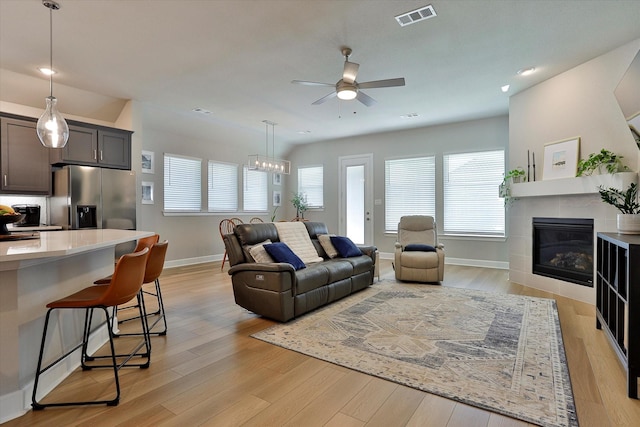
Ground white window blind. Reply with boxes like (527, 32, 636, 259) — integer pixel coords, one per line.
(298, 166, 324, 208)
(164, 153, 202, 211)
(385, 156, 436, 232)
(243, 167, 268, 211)
(443, 150, 505, 236)
(208, 161, 238, 212)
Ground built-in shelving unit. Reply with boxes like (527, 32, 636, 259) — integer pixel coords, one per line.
(510, 172, 637, 198)
(596, 232, 639, 398)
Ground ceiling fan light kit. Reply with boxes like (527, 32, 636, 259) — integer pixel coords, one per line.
(292, 47, 406, 107)
(248, 120, 291, 175)
(36, 0, 69, 149)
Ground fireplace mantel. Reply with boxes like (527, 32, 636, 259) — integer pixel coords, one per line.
(510, 172, 637, 198)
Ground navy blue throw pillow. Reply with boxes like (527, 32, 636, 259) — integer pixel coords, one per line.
(329, 236, 362, 258)
(404, 244, 437, 252)
(263, 242, 306, 270)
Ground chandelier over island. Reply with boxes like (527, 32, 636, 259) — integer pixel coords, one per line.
(248, 120, 291, 175)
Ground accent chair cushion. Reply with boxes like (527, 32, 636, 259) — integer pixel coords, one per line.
(404, 243, 437, 252)
(264, 242, 306, 270)
(330, 236, 362, 258)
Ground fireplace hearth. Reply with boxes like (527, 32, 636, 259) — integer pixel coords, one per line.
(532, 217, 594, 287)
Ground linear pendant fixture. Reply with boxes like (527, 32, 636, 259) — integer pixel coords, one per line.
(36, 0, 69, 149)
(248, 120, 291, 175)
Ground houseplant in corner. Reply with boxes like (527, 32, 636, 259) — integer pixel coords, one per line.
(598, 182, 640, 234)
(577, 149, 628, 176)
(291, 192, 308, 220)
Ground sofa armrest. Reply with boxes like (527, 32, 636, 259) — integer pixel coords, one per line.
(228, 262, 296, 293)
(357, 245, 377, 264)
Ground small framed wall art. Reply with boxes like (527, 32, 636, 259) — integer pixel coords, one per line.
(273, 190, 282, 206)
(273, 173, 282, 186)
(141, 150, 154, 174)
(141, 181, 154, 204)
(542, 137, 580, 180)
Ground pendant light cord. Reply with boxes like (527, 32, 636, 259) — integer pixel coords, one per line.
(48, 4, 53, 98)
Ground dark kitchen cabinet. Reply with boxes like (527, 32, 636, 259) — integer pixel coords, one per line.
(596, 232, 640, 398)
(51, 125, 131, 170)
(0, 117, 51, 195)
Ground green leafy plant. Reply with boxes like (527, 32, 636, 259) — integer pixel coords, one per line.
(499, 167, 526, 206)
(291, 192, 308, 219)
(504, 167, 526, 183)
(577, 149, 627, 176)
(598, 182, 640, 214)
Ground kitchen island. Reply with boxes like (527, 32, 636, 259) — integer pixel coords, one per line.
(0, 229, 154, 423)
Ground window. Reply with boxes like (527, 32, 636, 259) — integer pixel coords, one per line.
(443, 150, 505, 236)
(208, 161, 238, 212)
(298, 166, 324, 208)
(164, 153, 201, 211)
(243, 167, 268, 211)
(385, 156, 436, 232)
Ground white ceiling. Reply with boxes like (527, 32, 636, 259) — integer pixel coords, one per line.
(1, 0, 640, 146)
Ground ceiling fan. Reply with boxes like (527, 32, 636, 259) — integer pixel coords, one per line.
(292, 47, 406, 107)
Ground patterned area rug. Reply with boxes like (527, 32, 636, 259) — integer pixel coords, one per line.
(252, 281, 578, 427)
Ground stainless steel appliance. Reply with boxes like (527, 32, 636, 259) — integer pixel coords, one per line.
(51, 165, 137, 256)
(11, 204, 41, 226)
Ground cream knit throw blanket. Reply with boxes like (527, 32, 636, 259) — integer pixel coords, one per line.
(274, 222, 323, 264)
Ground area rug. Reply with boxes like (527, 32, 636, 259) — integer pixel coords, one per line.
(252, 281, 578, 427)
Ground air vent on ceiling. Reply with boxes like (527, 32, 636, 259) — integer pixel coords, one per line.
(395, 5, 437, 27)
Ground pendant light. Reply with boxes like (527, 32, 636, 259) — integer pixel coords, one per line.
(248, 120, 291, 174)
(36, 0, 69, 149)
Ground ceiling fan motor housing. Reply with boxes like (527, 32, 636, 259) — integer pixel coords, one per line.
(336, 79, 358, 100)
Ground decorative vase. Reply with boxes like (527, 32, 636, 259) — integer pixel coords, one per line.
(617, 213, 640, 234)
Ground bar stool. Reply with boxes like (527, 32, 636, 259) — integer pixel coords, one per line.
(112, 240, 169, 336)
(32, 248, 150, 409)
(93, 234, 160, 336)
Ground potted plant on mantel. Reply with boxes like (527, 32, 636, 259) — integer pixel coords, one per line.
(498, 167, 526, 205)
(577, 149, 629, 176)
(598, 182, 640, 234)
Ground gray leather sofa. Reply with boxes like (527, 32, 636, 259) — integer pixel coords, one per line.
(223, 221, 376, 322)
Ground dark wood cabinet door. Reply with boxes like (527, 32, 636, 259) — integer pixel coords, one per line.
(62, 125, 99, 164)
(0, 117, 51, 194)
(98, 129, 131, 169)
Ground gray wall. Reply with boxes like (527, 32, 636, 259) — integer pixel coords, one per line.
(286, 115, 510, 265)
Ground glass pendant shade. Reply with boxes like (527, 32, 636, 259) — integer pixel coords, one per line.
(37, 96, 69, 148)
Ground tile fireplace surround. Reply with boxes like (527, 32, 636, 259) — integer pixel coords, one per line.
(507, 172, 637, 304)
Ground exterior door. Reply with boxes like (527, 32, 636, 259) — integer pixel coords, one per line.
(339, 154, 373, 245)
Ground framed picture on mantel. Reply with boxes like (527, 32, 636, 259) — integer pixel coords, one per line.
(542, 137, 580, 180)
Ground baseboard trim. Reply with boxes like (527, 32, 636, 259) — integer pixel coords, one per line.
(377, 252, 508, 270)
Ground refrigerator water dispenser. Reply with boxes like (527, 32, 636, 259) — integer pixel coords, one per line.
(77, 205, 97, 229)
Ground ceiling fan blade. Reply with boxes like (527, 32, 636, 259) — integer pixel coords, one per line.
(291, 80, 335, 87)
(312, 91, 338, 105)
(342, 61, 359, 84)
(356, 91, 377, 107)
(358, 77, 405, 89)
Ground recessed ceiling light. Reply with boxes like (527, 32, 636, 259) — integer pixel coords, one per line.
(517, 67, 536, 76)
(38, 67, 55, 75)
(501, 85, 510, 93)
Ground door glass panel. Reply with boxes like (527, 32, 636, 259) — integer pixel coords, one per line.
(346, 165, 364, 244)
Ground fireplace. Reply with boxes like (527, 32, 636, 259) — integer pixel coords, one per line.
(532, 217, 594, 287)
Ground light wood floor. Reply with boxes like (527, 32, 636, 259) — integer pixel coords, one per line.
(5, 261, 640, 426)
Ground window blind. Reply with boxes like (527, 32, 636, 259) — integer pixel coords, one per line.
(208, 161, 238, 212)
(164, 153, 202, 211)
(243, 167, 268, 211)
(443, 150, 505, 236)
(298, 166, 324, 208)
(385, 156, 436, 232)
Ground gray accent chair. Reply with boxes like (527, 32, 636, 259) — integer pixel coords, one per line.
(394, 215, 444, 282)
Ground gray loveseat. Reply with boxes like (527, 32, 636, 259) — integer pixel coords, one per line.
(223, 221, 376, 322)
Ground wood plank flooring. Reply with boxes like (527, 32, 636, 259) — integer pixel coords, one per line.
(5, 261, 640, 426)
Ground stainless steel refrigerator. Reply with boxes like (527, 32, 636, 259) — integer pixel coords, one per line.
(51, 165, 137, 256)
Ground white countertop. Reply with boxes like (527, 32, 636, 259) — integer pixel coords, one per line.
(0, 229, 155, 262)
(7, 224, 63, 232)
